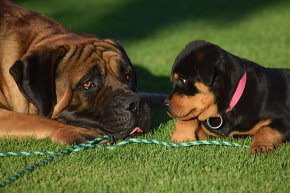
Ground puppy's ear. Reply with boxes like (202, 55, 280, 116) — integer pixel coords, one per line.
(194, 45, 218, 86)
(9, 46, 67, 117)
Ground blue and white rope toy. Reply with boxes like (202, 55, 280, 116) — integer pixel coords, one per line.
(0, 135, 249, 187)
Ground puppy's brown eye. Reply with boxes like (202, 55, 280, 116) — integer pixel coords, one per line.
(82, 80, 95, 90)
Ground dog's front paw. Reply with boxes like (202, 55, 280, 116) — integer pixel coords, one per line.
(250, 143, 275, 154)
(51, 126, 106, 145)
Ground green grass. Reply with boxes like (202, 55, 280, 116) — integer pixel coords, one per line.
(1, 0, 290, 192)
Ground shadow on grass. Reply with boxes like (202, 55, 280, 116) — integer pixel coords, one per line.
(23, 0, 287, 42)
(134, 65, 170, 93)
(133, 65, 171, 129)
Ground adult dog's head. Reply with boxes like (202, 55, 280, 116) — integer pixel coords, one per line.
(165, 40, 245, 122)
(9, 35, 150, 139)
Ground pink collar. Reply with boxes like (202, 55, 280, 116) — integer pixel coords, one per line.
(207, 71, 247, 129)
(214, 71, 247, 117)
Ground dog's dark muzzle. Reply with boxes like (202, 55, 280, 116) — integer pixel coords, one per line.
(108, 93, 151, 139)
(55, 92, 151, 139)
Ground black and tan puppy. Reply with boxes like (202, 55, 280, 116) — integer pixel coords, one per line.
(0, 0, 167, 144)
(165, 40, 290, 153)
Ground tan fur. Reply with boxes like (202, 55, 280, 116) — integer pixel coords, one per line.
(250, 126, 284, 153)
(171, 119, 208, 142)
(0, 0, 131, 144)
(173, 73, 179, 80)
(229, 119, 272, 137)
(168, 82, 218, 121)
(196, 124, 208, 140)
(169, 81, 218, 142)
(0, 109, 103, 144)
(51, 86, 72, 118)
(171, 119, 199, 142)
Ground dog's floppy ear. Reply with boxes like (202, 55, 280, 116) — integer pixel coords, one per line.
(9, 46, 67, 117)
(194, 45, 218, 86)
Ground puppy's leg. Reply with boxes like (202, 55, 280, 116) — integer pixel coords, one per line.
(0, 109, 105, 145)
(196, 125, 208, 140)
(250, 126, 284, 153)
(171, 119, 207, 142)
(172, 119, 197, 142)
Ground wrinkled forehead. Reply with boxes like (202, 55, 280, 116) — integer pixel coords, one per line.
(57, 40, 130, 84)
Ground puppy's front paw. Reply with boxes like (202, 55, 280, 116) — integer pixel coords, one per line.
(171, 120, 198, 142)
(51, 126, 105, 145)
(250, 143, 275, 154)
(171, 131, 196, 142)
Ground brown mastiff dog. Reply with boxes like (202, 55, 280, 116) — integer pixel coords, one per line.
(0, 0, 164, 144)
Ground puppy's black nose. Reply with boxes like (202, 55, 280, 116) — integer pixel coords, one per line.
(164, 99, 171, 111)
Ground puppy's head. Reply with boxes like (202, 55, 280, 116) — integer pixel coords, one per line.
(165, 40, 243, 122)
(9, 35, 150, 139)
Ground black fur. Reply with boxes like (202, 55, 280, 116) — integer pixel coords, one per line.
(171, 40, 290, 141)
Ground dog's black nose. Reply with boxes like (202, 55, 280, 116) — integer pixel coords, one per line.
(164, 99, 171, 111)
(125, 94, 140, 113)
(127, 100, 139, 113)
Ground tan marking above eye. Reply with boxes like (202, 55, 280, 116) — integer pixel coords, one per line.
(173, 73, 179, 80)
(82, 80, 94, 90)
